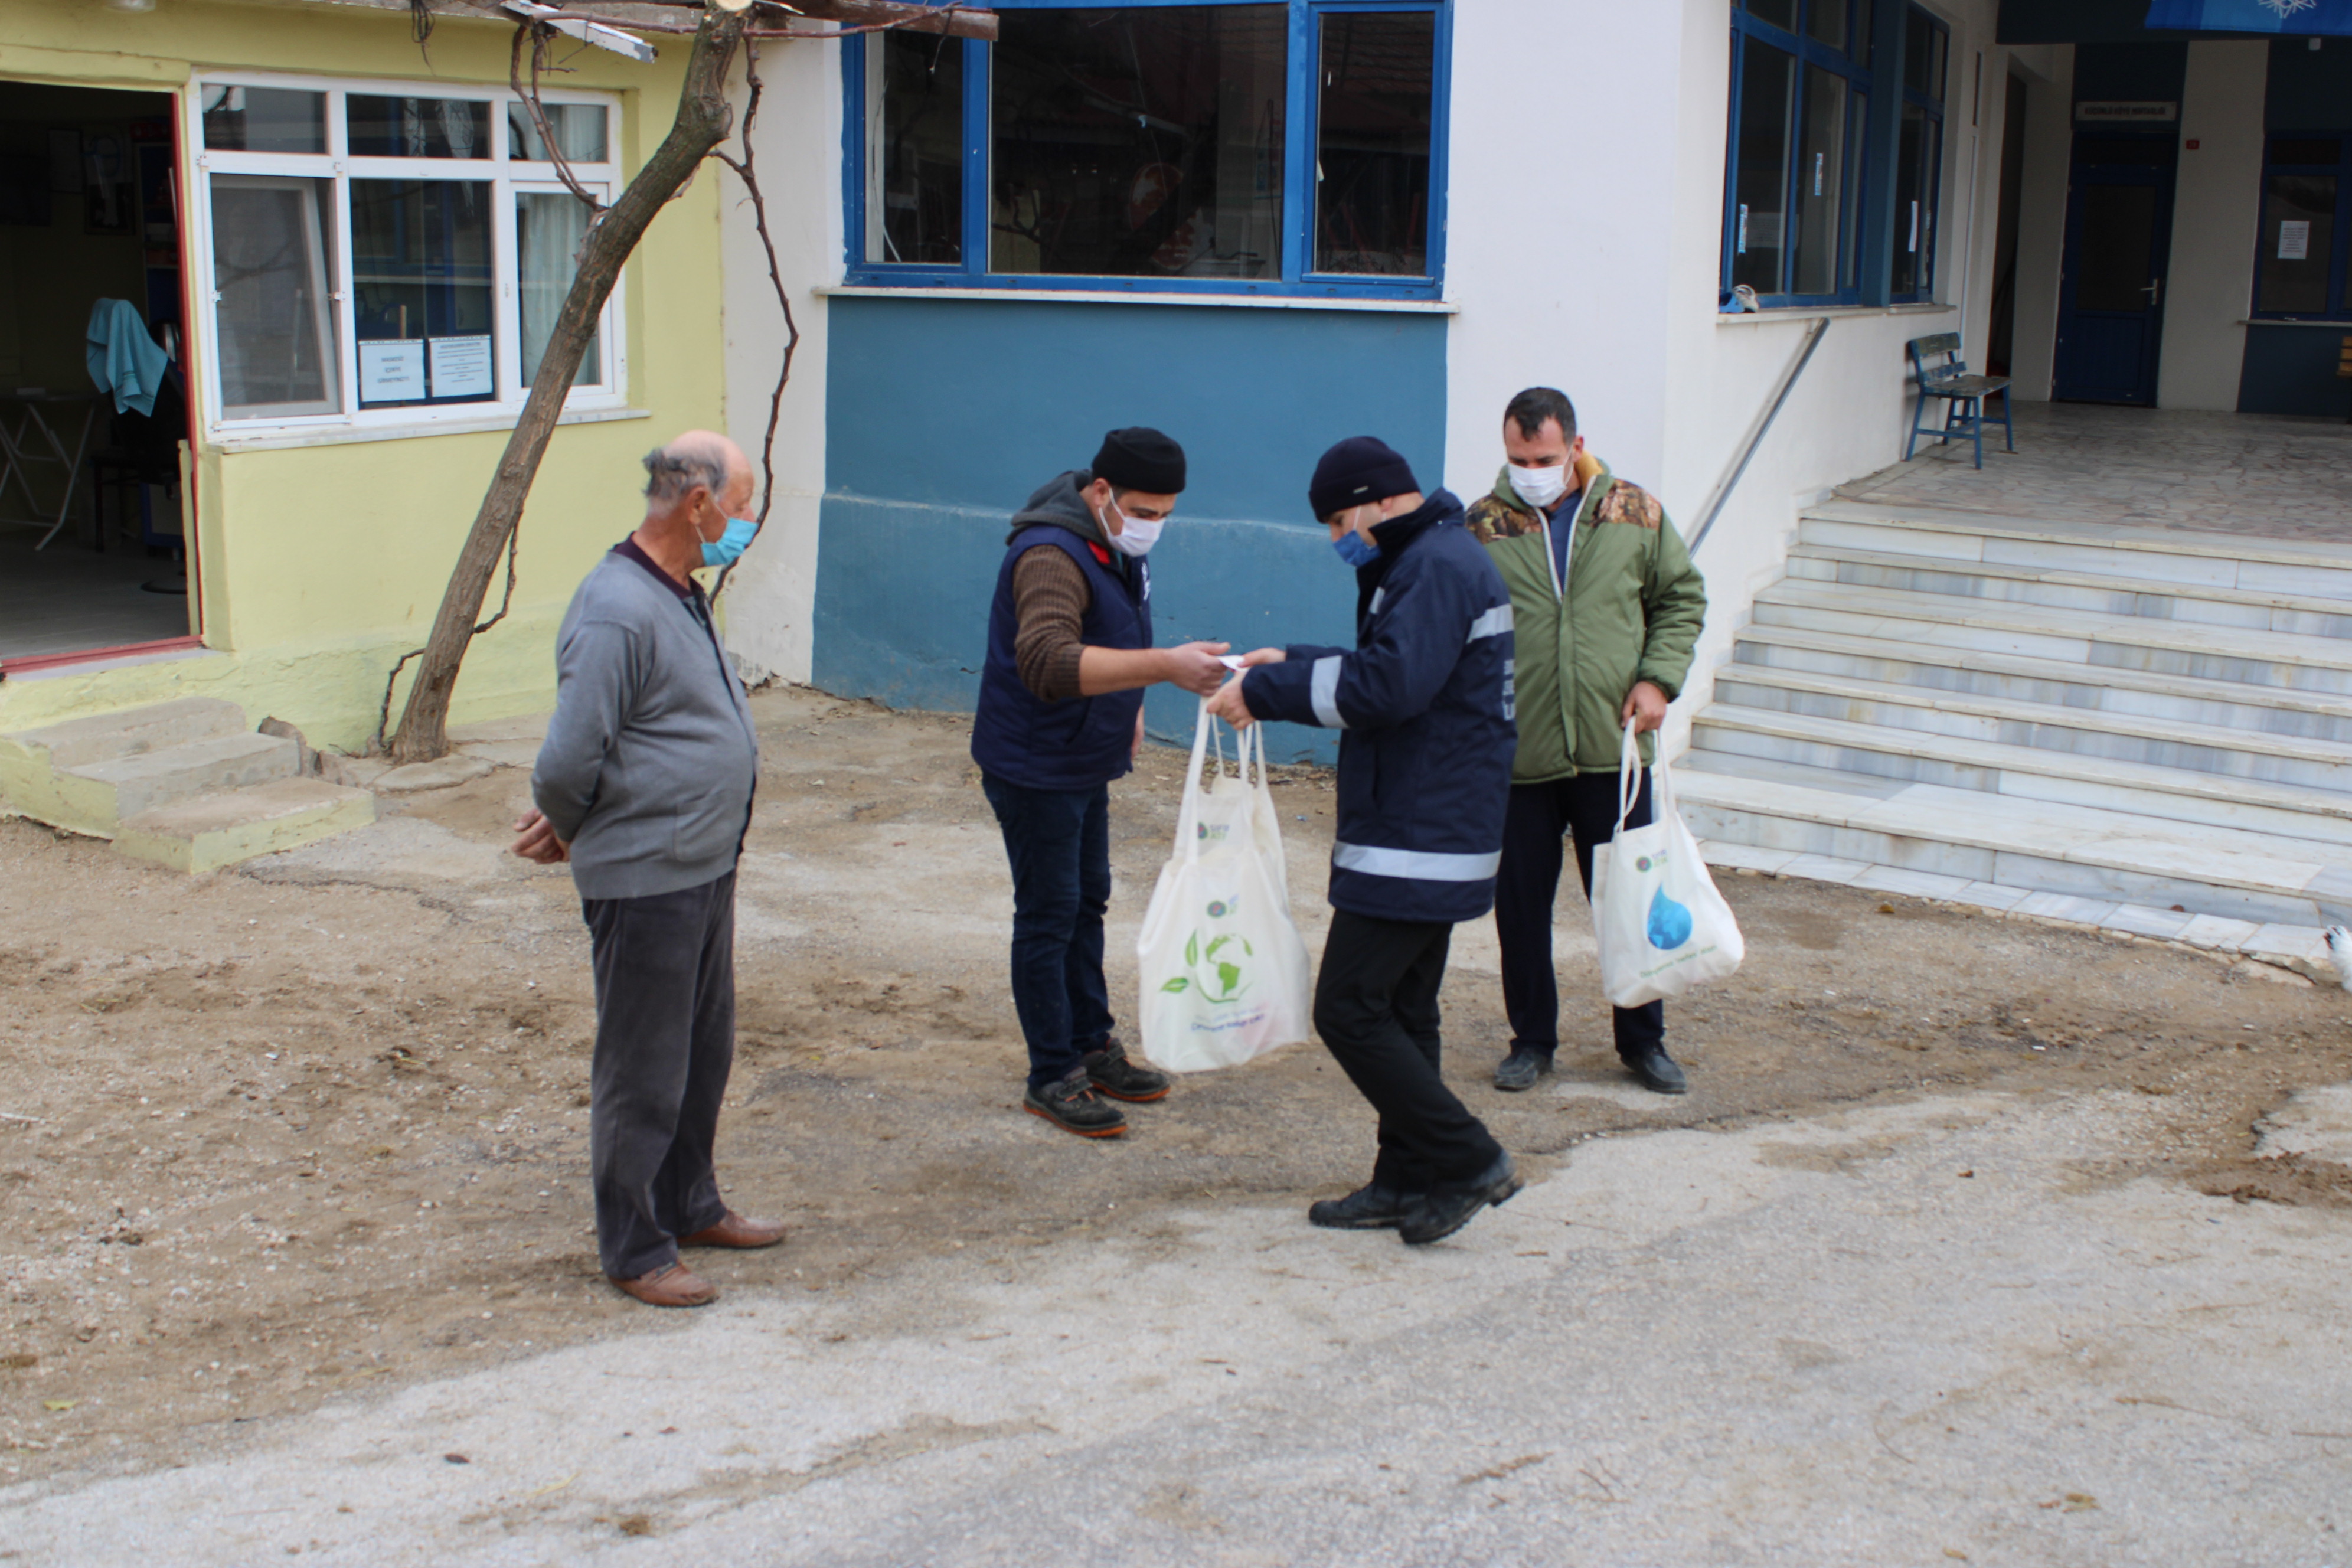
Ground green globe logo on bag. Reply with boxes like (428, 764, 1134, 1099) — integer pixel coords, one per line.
(1160, 928, 1253, 1003)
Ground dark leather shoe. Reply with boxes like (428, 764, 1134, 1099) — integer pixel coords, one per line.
(1308, 1181, 1409, 1230)
(610, 1262, 717, 1308)
(1398, 1152, 1521, 1247)
(681, 1210, 788, 1249)
(1083, 1039, 1172, 1103)
(1623, 1045, 1689, 1095)
(1493, 1048, 1553, 1092)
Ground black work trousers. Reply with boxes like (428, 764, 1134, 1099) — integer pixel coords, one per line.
(581, 870, 737, 1281)
(1314, 909, 1504, 1195)
(1495, 771, 1666, 1061)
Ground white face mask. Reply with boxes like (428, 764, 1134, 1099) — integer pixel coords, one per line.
(1103, 496, 1164, 558)
(1510, 462, 1572, 511)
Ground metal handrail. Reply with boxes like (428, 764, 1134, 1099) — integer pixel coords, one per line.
(1685, 315, 1831, 554)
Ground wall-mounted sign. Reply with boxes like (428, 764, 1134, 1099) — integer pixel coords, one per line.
(2076, 101, 2180, 123)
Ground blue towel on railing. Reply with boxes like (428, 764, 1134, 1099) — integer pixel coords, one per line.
(85, 298, 172, 417)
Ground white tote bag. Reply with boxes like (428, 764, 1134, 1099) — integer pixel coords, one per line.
(1590, 720, 1745, 1008)
(1135, 703, 1313, 1073)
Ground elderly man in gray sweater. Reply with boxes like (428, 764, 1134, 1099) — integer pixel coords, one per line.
(512, 429, 783, 1309)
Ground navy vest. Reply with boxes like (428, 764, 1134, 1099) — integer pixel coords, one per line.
(970, 527, 1154, 792)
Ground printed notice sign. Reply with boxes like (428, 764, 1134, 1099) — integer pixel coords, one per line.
(2279, 220, 2312, 262)
(358, 339, 425, 404)
(2075, 100, 2178, 123)
(429, 335, 494, 399)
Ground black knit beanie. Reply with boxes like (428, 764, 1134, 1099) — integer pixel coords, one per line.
(1308, 436, 1418, 521)
(1090, 427, 1187, 495)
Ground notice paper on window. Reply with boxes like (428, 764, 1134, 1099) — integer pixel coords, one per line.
(359, 338, 426, 404)
(2278, 220, 2311, 262)
(429, 335, 494, 398)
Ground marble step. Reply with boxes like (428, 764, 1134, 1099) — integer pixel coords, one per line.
(1800, 499, 2352, 601)
(1752, 579, 2352, 694)
(1674, 768, 2351, 929)
(1729, 623, 2352, 744)
(1784, 543, 2352, 639)
(1709, 664, 2352, 796)
(1688, 703, 2352, 848)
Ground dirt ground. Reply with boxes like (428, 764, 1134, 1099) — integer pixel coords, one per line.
(2, 684, 2347, 1492)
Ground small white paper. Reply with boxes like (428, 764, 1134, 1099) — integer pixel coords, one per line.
(1219, 655, 1246, 671)
(2279, 220, 2311, 262)
(358, 339, 425, 404)
(428, 334, 494, 398)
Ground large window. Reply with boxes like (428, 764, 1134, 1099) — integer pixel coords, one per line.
(847, 0, 1448, 299)
(2253, 134, 2350, 319)
(1721, 1, 1948, 308)
(190, 74, 622, 432)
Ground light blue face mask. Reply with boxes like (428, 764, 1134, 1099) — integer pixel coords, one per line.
(701, 517, 757, 569)
(1332, 530, 1381, 569)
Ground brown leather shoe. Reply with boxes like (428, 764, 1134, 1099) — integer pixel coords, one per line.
(609, 1262, 717, 1308)
(680, 1210, 788, 1250)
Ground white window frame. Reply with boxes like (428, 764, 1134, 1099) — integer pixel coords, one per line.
(184, 70, 629, 440)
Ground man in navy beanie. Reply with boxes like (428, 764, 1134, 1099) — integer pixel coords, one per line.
(1207, 437, 1521, 1245)
(972, 427, 1234, 1138)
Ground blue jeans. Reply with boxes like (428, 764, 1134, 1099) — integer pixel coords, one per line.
(980, 773, 1116, 1090)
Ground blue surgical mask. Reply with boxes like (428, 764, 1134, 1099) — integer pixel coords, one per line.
(1332, 531, 1381, 569)
(701, 517, 757, 569)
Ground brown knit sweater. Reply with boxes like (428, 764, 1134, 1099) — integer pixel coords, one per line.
(1011, 545, 1091, 702)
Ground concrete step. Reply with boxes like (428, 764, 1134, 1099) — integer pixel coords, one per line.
(113, 778, 377, 875)
(1751, 579, 2352, 694)
(2, 697, 247, 770)
(1673, 767, 2352, 929)
(1708, 664, 2352, 796)
(1800, 499, 2352, 601)
(1729, 624, 2352, 744)
(1687, 704, 2352, 849)
(1785, 543, 2352, 638)
(58, 731, 300, 828)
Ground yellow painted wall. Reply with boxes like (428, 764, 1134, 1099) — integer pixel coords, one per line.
(0, 2, 730, 752)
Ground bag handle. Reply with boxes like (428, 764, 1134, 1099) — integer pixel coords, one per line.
(1613, 715, 1678, 838)
(1176, 698, 1216, 863)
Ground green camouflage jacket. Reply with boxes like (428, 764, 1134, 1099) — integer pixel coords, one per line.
(1465, 453, 1707, 779)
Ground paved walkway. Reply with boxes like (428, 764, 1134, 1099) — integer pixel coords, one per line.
(1845, 403, 2352, 545)
(4, 1089, 2347, 1566)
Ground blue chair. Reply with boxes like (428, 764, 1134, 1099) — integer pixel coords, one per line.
(1905, 332, 2014, 469)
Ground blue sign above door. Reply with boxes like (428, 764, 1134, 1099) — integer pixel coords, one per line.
(2145, 0, 2352, 32)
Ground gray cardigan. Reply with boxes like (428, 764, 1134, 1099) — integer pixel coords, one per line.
(531, 548, 759, 900)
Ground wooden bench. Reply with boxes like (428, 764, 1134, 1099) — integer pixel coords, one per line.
(1906, 332, 2014, 469)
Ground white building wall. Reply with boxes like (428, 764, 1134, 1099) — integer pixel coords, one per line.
(2006, 44, 2072, 401)
(2158, 40, 2268, 412)
(718, 33, 844, 686)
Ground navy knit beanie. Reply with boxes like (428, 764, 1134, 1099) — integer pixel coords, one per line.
(1090, 427, 1187, 495)
(1308, 436, 1418, 521)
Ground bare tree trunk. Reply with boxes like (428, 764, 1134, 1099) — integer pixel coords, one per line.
(388, 0, 751, 765)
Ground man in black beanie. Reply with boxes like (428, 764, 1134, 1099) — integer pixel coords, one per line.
(971, 428, 1234, 1137)
(1207, 437, 1522, 1244)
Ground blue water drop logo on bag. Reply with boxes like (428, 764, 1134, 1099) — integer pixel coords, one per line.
(1647, 887, 1694, 951)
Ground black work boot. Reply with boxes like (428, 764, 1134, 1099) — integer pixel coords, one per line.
(1398, 1152, 1521, 1246)
(1493, 1048, 1553, 1093)
(1622, 1044, 1689, 1095)
(1083, 1039, 1171, 1103)
(1023, 1066, 1128, 1138)
(1308, 1181, 1410, 1230)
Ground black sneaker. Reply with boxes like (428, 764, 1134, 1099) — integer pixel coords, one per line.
(1493, 1048, 1553, 1093)
(1083, 1039, 1171, 1103)
(1398, 1152, 1521, 1246)
(1308, 1182, 1409, 1230)
(1023, 1067, 1128, 1138)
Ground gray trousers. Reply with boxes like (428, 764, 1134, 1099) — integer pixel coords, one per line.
(582, 870, 737, 1280)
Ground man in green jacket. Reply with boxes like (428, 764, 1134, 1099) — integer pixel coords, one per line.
(1465, 387, 1707, 1095)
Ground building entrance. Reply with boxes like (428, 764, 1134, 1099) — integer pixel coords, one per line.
(2053, 130, 2177, 405)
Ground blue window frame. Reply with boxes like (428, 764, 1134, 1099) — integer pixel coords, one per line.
(843, 0, 1451, 300)
(1890, 4, 1948, 303)
(2252, 132, 2351, 320)
(1724, 0, 1876, 307)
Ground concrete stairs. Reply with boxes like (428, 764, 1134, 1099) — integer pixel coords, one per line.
(0, 697, 373, 873)
(1679, 500, 2351, 980)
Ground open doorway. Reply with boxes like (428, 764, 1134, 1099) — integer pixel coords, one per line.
(1985, 69, 2028, 380)
(0, 80, 198, 668)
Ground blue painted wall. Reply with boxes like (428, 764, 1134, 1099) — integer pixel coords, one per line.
(815, 296, 1449, 763)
